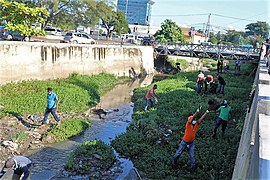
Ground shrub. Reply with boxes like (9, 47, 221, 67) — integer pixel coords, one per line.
(47, 118, 90, 142)
(65, 140, 116, 174)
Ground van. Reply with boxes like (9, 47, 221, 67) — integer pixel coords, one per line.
(44, 27, 62, 36)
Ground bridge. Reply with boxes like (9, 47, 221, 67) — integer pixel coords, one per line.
(154, 43, 260, 60)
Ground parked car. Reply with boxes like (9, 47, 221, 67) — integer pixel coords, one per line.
(63, 32, 96, 44)
(44, 27, 62, 36)
(0, 26, 6, 38)
(2, 31, 30, 41)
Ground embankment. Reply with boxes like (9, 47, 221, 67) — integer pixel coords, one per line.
(0, 42, 154, 85)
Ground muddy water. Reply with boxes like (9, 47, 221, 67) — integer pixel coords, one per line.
(24, 75, 153, 180)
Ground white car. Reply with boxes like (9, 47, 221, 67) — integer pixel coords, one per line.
(63, 32, 96, 44)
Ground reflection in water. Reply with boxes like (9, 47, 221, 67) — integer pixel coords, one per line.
(21, 75, 153, 180)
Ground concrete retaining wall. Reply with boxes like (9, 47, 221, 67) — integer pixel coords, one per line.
(232, 60, 270, 179)
(0, 42, 154, 85)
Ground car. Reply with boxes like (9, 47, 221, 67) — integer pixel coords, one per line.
(141, 36, 155, 46)
(44, 27, 62, 36)
(2, 31, 30, 41)
(63, 32, 96, 44)
(0, 26, 6, 38)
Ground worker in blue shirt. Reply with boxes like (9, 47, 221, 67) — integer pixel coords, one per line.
(0, 156, 32, 180)
(41, 87, 61, 127)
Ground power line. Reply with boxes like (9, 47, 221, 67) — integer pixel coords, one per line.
(211, 13, 255, 22)
(152, 13, 209, 17)
(225, 11, 268, 25)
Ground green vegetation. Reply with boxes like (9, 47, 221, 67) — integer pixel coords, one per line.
(0, 0, 49, 37)
(65, 140, 116, 174)
(201, 58, 217, 70)
(2, 0, 129, 37)
(112, 62, 254, 179)
(47, 118, 90, 142)
(0, 73, 120, 116)
(154, 19, 186, 43)
(10, 132, 28, 142)
(208, 21, 269, 46)
(168, 58, 189, 69)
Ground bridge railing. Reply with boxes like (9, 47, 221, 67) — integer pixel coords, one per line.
(154, 42, 260, 60)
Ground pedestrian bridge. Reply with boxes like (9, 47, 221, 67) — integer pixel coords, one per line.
(154, 43, 260, 60)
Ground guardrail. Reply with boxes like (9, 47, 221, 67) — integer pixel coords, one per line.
(154, 43, 260, 60)
(232, 59, 270, 179)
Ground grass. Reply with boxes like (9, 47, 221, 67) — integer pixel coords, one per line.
(47, 118, 91, 142)
(0, 73, 122, 116)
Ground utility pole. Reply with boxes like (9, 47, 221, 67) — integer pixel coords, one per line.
(205, 13, 211, 41)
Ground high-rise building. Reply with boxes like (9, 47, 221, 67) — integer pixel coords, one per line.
(117, 0, 155, 25)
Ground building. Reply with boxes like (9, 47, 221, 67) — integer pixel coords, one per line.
(181, 27, 208, 44)
(117, 0, 155, 25)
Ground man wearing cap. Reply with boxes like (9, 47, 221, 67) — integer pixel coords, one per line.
(172, 108, 209, 170)
(197, 70, 205, 94)
(212, 100, 232, 138)
(0, 156, 32, 180)
(41, 87, 61, 126)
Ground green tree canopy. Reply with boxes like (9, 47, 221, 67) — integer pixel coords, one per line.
(245, 21, 269, 39)
(0, 0, 49, 36)
(113, 10, 129, 35)
(154, 19, 186, 43)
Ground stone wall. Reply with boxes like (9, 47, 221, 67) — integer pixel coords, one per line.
(0, 42, 154, 85)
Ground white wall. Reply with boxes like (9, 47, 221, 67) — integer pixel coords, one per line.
(0, 42, 154, 85)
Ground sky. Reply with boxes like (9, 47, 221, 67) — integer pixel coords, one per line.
(150, 0, 270, 33)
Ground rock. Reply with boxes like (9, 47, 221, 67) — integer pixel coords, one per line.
(31, 140, 41, 144)
(42, 134, 55, 143)
(2, 140, 19, 151)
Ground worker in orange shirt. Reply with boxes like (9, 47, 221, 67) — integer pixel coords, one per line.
(172, 108, 209, 170)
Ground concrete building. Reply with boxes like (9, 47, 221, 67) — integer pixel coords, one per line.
(117, 0, 155, 25)
(181, 27, 208, 44)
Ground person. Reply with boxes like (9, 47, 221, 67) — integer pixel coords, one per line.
(235, 60, 239, 70)
(212, 100, 232, 138)
(41, 87, 61, 126)
(144, 84, 158, 111)
(176, 63, 181, 72)
(217, 60, 221, 73)
(204, 74, 214, 92)
(265, 39, 270, 67)
(217, 73, 226, 95)
(219, 60, 224, 73)
(172, 108, 209, 170)
(0, 156, 32, 180)
(197, 70, 205, 94)
(260, 39, 268, 61)
(235, 60, 241, 71)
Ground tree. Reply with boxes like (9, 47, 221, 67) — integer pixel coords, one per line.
(113, 10, 129, 35)
(222, 30, 244, 45)
(7, 0, 99, 30)
(154, 19, 186, 43)
(0, 0, 49, 36)
(95, 0, 115, 39)
(245, 21, 269, 39)
(208, 32, 217, 44)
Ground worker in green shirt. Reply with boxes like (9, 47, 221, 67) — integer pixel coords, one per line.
(212, 100, 232, 138)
